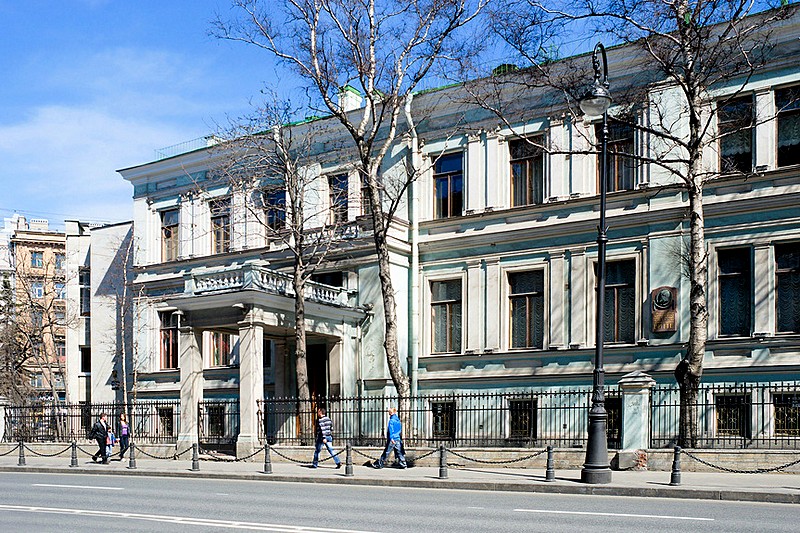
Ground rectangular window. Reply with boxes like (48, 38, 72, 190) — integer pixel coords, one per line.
(55, 253, 65, 271)
(54, 305, 66, 325)
(55, 338, 66, 363)
(311, 272, 344, 287)
(159, 311, 179, 370)
(776, 86, 800, 167)
(597, 121, 636, 192)
(776, 242, 800, 333)
(509, 271, 545, 349)
(54, 282, 66, 300)
(360, 174, 373, 216)
(509, 399, 536, 442)
(433, 153, 464, 219)
(601, 260, 636, 343)
(208, 405, 225, 437)
(510, 137, 544, 206)
(79, 268, 90, 316)
(80, 346, 91, 373)
(265, 190, 286, 231)
(774, 393, 800, 436)
(158, 408, 175, 438)
(161, 209, 179, 262)
(716, 394, 751, 439)
(210, 198, 231, 254)
(263, 338, 273, 369)
(431, 401, 456, 441)
(718, 248, 752, 336)
(210, 332, 231, 367)
(328, 174, 349, 224)
(30, 280, 44, 299)
(431, 279, 462, 353)
(31, 251, 43, 268)
(718, 95, 753, 173)
(606, 395, 622, 450)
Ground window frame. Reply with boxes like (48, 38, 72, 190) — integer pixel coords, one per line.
(717, 94, 754, 174)
(328, 173, 349, 225)
(159, 311, 179, 370)
(210, 197, 232, 255)
(430, 278, 463, 355)
(776, 85, 800, 168)
(160, 209, 179, 262)
(588, 254, 641, 347)
(209, 331, 232, 367)
(507, 269, 546, 350)
(433, 152, 464, 219)
(775, 241, 800, 334)
(509, 136, 545, 207)
(717, 247, 753, 337)
(30, 251, 44, 269)
(596, 119, 637, 193)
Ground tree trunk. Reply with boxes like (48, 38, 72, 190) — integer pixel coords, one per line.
(294, 272, 313, 445)
(677, 177, 708, 447)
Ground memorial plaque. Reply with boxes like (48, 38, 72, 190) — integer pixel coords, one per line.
(651, 286, 677, 333)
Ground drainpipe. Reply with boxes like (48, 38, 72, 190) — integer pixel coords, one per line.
(404, 94, 421, 396)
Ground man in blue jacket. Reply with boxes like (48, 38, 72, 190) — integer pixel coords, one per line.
(373, 407, 406, 469)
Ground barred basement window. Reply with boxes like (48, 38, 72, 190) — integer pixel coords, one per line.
(158, 408, 174, 437)
(208, 405, 225, 438)
(774, 394, 800, 437)
(716, 394, 751, 439)
(432, 401, 456, 441)
(718, 248, 752, 336)
(509, 399, 536, 442)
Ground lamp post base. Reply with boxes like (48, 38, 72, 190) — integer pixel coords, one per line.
(581, 466, 612, 484)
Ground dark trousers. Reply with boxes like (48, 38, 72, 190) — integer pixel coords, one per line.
(118, 435, 130, 458)
(93, 437, 108, 463)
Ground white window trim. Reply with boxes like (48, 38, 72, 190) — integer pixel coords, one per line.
(423, 269, 467, 356)
(500, 262, 549, 352)
(586, 251, 642, 346)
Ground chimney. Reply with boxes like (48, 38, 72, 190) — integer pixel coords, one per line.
(338, 85, 363, 112)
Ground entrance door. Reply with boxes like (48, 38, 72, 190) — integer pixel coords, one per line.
(307, 343, 328, 400)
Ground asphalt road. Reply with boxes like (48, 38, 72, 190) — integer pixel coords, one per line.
(0, 472, 797, 533)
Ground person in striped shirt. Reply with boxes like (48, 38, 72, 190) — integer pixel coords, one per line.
(312, 407, 341, 468)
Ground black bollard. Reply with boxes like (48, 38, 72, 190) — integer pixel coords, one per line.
(438, 445, 447, 479)
(191, 443, 200, 471)
(18, 440, 25, 467)
(127, 442, 137, 470)
(545, 446, 555, 482)
(344, 443, 354, 477)
(263, 443, 272, 474)
(70, 441, 78, 468)
(669, 446, 681, 486)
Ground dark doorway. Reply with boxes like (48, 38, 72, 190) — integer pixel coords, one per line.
(307, 343, 328, 399)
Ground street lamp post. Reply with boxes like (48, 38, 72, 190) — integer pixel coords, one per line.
(580, 42, 613, 485)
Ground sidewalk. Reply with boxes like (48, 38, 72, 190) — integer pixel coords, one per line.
(2, 453, 799, 504)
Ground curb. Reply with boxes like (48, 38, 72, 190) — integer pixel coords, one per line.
(2, 466, 799, 505)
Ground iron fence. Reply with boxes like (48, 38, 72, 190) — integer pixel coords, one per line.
(650, 382, 800, 449)
(258, 388, 621, 449)
(1, 400, 180, 443)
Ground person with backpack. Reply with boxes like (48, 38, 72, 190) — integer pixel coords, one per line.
(311, 407, 341, 469)
(90, 412, 109, 464)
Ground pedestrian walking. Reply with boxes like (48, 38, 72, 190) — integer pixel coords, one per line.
(118, 413, 130, 460)
(90, 412, 109, 464)
(311, 407, 341, 469)
(106, 426, 116, 459)
(372, 407, 406, 469)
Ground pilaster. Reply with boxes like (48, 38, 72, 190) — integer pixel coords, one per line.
(618, 371, 656, 451)
(466, 259, 483, 352)
(484, 257, 501, 351)
(237, 310, 265, 459)
(569, 249, 588, 348)
(754, 244, 775, 335)
(177, 320, 203, 454)
(549, 251, 566, 349)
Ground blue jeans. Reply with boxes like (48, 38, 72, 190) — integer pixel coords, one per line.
(375, 439, 406, 468)
(313, 437, 340, 466)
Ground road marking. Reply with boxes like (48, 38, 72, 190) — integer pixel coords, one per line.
(514, 509, 713, 521)
(0, 505, 381, 533)
(216, 493, 230, 496)
(466, 506, 484, 510)
(32, 484, 123, 491)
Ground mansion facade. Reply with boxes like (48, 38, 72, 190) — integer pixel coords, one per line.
(103, 12, 800, 453)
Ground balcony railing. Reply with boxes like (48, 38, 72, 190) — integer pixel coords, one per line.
(187, 264, 354, 307)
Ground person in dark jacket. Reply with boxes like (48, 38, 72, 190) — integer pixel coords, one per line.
(312, 407, 341, 468)
(118, 413, 130, 460)
(90, 412, 109, 463)
(373, 407, 406, 469)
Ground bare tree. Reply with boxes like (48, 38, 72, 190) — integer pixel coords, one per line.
(212, 0, 487, 409)
(487, 0, 795, 444)
(211, 96, 350, 442)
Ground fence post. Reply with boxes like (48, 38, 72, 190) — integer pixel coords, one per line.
(438, 445, 447, 479)
(128, 442, 137, 470)
(18, 440, 25, 466)
(345, 443, 353, 477)
(669, 446, 681, 486)
(263, 443, 272, 474)
(70, 441, 78, 467)
(545, 446, 555, 482)
(191, 443, 200, 471)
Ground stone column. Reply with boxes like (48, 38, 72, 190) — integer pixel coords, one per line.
(753, 244, 775, 336)
(177, 320, 203, 455)
(466, 132, 484, 213)
(484, 257, 501, 351)
(237, 312, 265, 459)
(466, 259, 483, 352)
(568, 248, 588, 348)
(548, 251, 566, 349)
(619, 371, 656, 452)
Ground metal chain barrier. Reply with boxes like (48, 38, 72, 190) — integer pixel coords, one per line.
(412, 448, 439, 461)
(352, 447, 381, 462)
(681, 449, 800, 474)
(22, 444, 73, 458)
(76, 445, 98, 457)
(0, 443, 20, 457)
(445, 447, 547, 465)
(267, 445, 315, 464)
(135, 446, 193, 460)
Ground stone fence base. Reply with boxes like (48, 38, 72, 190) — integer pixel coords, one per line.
(2, 443, 799, 474)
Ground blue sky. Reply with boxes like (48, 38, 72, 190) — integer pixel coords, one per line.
(0, 0, 281, 226)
